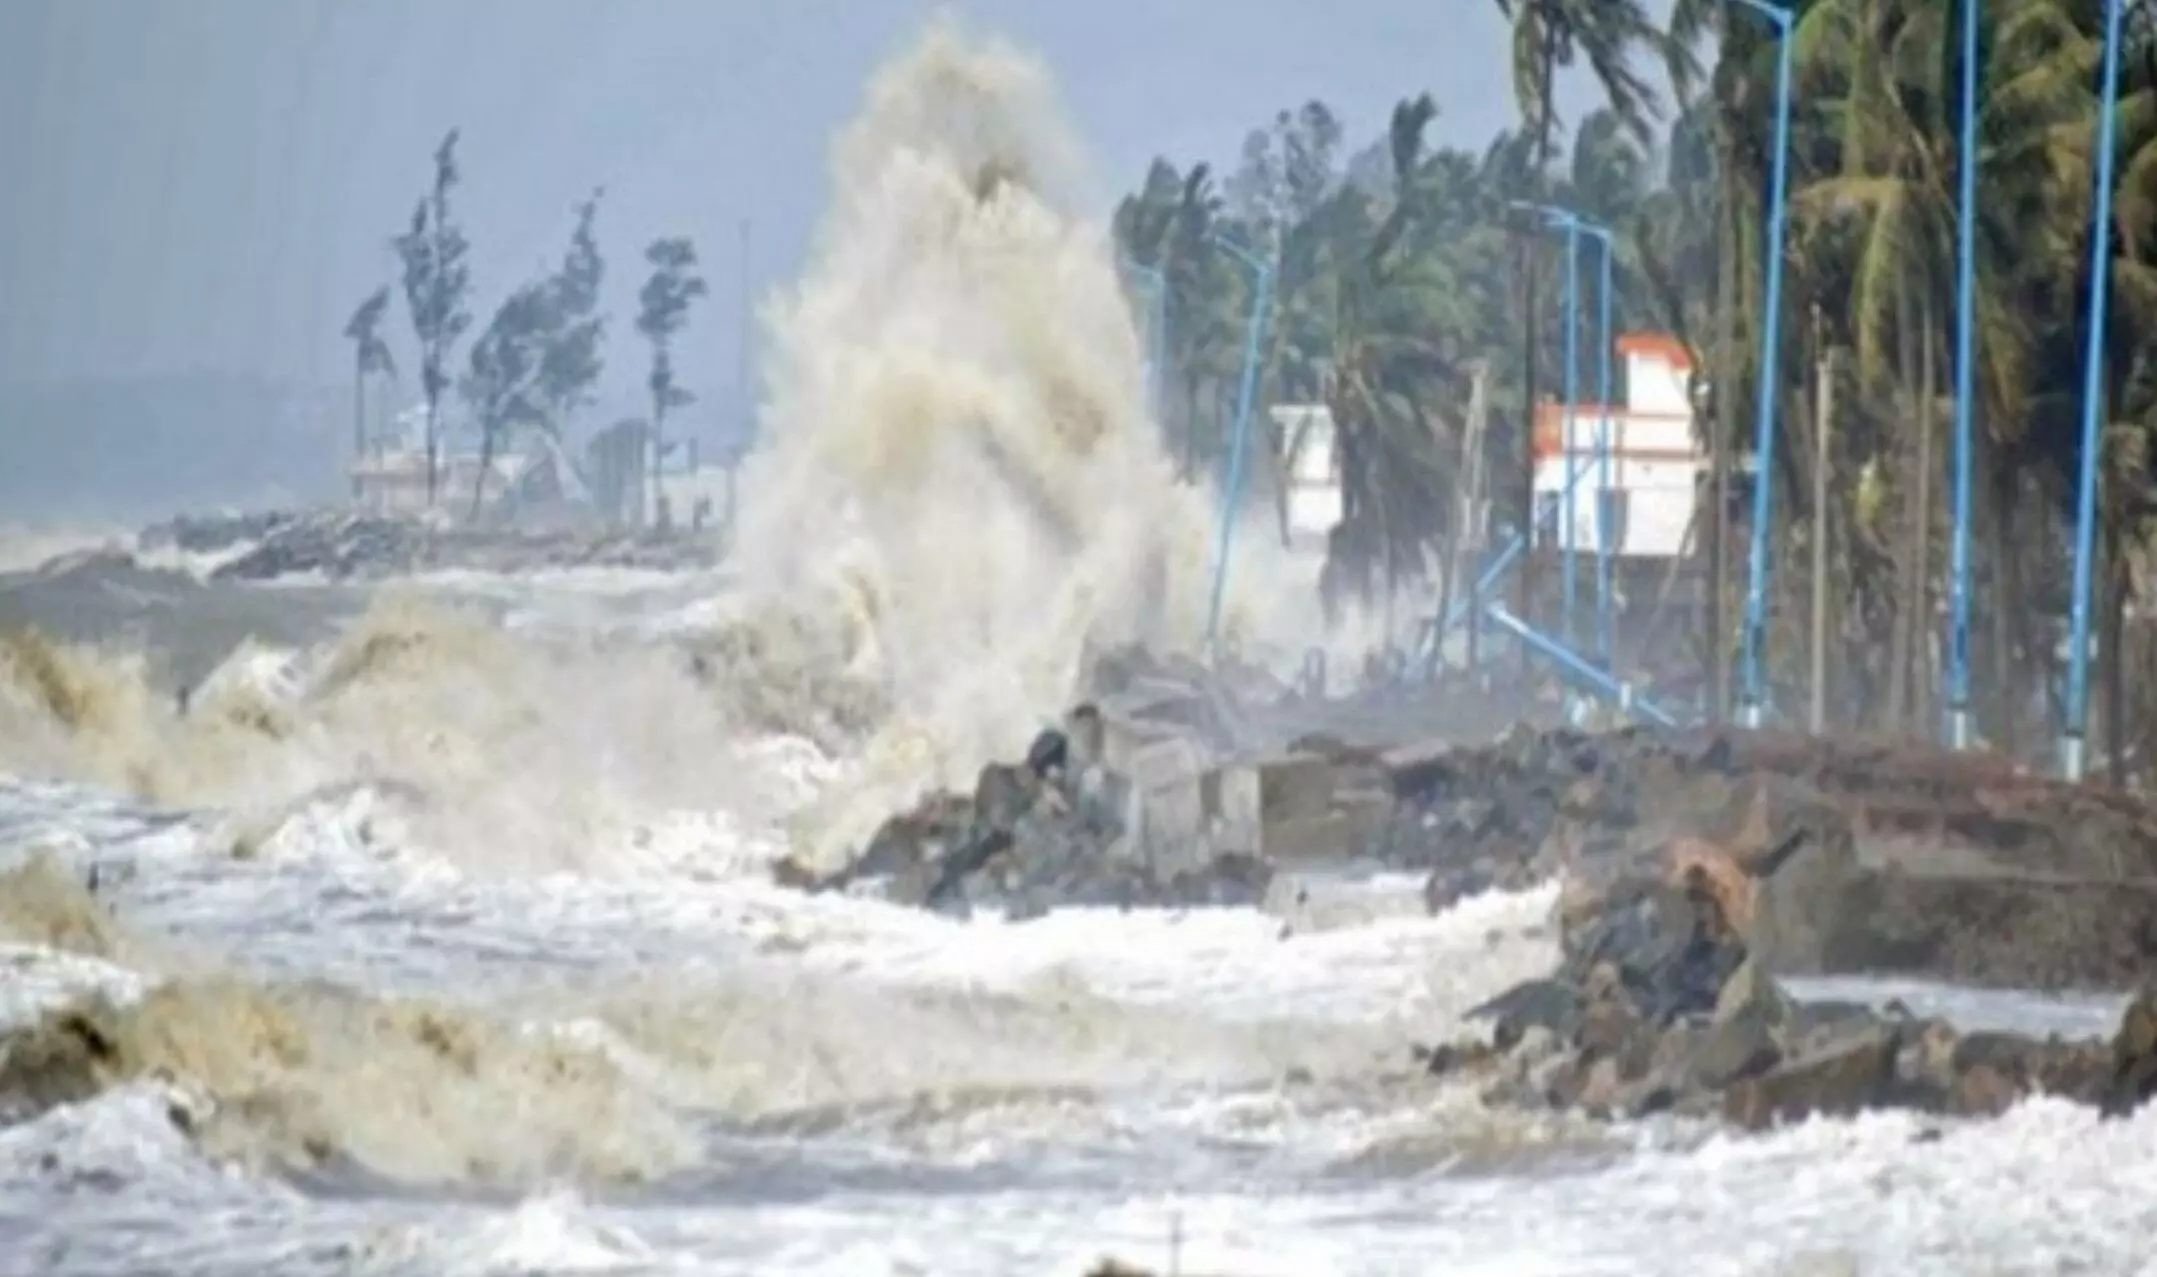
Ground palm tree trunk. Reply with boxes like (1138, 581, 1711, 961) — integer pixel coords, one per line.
(351, 358, 366, 505)
(1987, 447, 2019, 753)
(1517, 52, 1559, 681)
(1885, 291, 1916, 732)
(2104, 535, 2128, 785)
(1706, 126, 1740, 724)
(469, 417, 496, 522)
(1517, 233, 1541, 678)
(1184, 374, 1203, 480)
(1909, 293, 1938, 735)
(423, 391, 441, 508)
(650, 398, 669, 531)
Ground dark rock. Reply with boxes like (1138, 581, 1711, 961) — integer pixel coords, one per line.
(791, 717, 1275, 918)
(1024, 728, 1070, 782)
(133, 510, 724, 583)
(1722, 1027, 1899, 1132)
(2102, 986, 2157, 1118)
(1414, 1038, 1501, 1077)
(1385, 726, 2157, 992)
(1467, 979, 1582, 1052)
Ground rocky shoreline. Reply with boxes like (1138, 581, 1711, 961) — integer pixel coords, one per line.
(788, 660, 2157, 1136)
(1429, 832, 2157, 1130)
(139, 509, 723, 581)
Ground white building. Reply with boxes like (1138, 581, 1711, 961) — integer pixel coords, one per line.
(1531, 332, 1704, 559)
(1270, 403, 1342, 555)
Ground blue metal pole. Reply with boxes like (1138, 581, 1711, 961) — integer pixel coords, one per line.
(1586, 223, 1617, 671)
(2062, 0, 2126, 782)
(1206, 234, 1275, 653)
(1482, 603, 1683, 729)
(1420, 530, 1530, 675)
(1731, 0, 1795, 730)
(1560, 220, 1582, 656)
(1509, 201, 1587, 655)
(1946, 0, 1980, 751)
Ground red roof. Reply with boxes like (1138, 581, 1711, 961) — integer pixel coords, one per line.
(1615, 333, 1696, 370)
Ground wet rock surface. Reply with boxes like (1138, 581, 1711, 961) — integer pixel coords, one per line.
(779, 715, 1275, 920)
(808, 683, 2157, 1130)
(1392, 726, 2157, 992)
(138, 510, 723, 581)
(1421, 802, 2157, 1132)
(777, 649, 1551, 919)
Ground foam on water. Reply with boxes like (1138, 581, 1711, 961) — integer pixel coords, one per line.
(721, 14, 1327, 867)
(1, 15, 2149, 1275)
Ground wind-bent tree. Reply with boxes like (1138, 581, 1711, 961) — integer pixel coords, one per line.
(341, 286, 396, 500)
(1098, 0, 2157, 769)
(535, 189, 606, 438)
(635, 236, 709, 524)
(459, 282, 553, 518)
(458, 193, 610, 517)
(393, 129, 473, 507)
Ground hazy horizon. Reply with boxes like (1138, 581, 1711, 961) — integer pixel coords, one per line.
(0, 0, 1663, 523)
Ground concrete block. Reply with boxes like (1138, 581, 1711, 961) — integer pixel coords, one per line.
(1201, 753, 1395, 863)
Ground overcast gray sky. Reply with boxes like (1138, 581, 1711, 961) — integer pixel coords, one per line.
(0, 0, 1668, 519)
(0, 0, 1667, 392)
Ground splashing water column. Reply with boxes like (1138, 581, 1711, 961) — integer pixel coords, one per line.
(1119, 256, 1169, 427)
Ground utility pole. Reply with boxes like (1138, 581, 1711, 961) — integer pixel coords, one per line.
(1517, 230, 1541, 682)
(1461, 358, 1491, 672)
(1811, 337, 1834, 734)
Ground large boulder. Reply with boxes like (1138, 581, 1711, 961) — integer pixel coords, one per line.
(1391, 726, 2157, 992)
(780, 720, 1272, 920)
(1433, 818, 2157, 1131)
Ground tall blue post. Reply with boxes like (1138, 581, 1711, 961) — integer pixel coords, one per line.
(1585, 223, 1617, 671)
(1731, 0, 1795, 730)
(1207, 234, 1275, 653)
(1559, 219, 1581, 653)
(1508, 200, 1606, 690)
(1946, 0, 1980, 750)
(2062, 0, 2126, 783)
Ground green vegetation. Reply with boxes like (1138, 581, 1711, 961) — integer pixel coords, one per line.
(355, 135, 703, 517)
(1111, 0, 2157, 769)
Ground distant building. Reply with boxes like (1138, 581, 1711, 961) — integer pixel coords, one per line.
(580, 419, 739, 532)
(350, 403, 584, 519)
(1269, 403, 1342, 556)
(1531, 332, 1706, 559)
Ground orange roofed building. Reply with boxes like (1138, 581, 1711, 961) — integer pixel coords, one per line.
(1530, 332, 1706, 560)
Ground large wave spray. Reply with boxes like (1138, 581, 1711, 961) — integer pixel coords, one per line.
(727, 20, 1316, 859)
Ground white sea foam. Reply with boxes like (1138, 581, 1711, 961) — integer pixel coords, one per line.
(0, 15, 2143, 1276)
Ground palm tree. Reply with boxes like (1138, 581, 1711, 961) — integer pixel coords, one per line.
(1322, 96, 1483, 636)
(1492, 0, 1690, 660)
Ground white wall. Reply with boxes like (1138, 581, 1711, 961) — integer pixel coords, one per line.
(1530, 351, 1701, 559)
(1271, 404, 1341, 553)
(1625, 350, 1694, 416)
